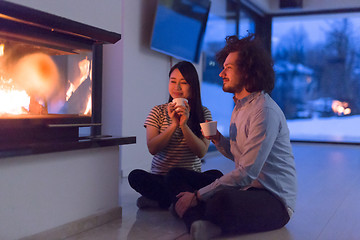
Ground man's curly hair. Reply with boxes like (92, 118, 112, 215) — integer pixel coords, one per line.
(215, 34, 275, 93)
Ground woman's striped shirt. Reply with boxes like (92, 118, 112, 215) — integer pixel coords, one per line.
(144, 103, 212, 175)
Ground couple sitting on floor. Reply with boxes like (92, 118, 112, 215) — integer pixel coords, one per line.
(128, 34, 297, 240)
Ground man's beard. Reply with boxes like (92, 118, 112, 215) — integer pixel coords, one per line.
(222, 80, 244, 94)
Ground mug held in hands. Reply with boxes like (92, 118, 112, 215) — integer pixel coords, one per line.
(172, 98, 188, 108)
(200, 121, 217, 137)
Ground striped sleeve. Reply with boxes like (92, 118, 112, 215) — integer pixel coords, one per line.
(144, 105, 165, 129)
(203, 106, 213, 122)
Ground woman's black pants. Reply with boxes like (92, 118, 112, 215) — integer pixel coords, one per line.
(128, 168, 223, 209)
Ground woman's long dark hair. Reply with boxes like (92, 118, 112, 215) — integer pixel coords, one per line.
(168, 61, 205, 138)
(216, 34, 275, 93)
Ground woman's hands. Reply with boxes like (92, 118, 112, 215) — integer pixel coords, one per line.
(175, 191, 198, 218)
(168, 101, 208, 158)
(168, 101, 190, 127)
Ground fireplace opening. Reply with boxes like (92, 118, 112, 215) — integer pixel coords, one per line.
(0, 39, 93, 117)
(0, 1, 121, 147)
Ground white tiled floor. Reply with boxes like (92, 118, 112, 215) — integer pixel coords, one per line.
(66, 143, 360, 240)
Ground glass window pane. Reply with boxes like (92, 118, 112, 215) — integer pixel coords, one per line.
(271, 12, 360, 143)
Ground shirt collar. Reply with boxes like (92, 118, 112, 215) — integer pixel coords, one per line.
(233, 91, 262, 110)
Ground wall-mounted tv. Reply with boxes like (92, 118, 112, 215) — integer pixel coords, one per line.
(151, 0, 211, 63)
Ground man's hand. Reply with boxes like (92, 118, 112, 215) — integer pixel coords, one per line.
(175, 191, 197, 218)
(204, 130, 220, 144)
(201, 120, 220, 143)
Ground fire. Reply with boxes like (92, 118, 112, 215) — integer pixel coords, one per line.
(65, 57, 92, 115)
(0, 43, 4, 56)
(80, 57, 92, 115)
(332, 100, 351, 116)
(0, 44, 31, 115)
(0, 41, 92, 116)
(0, 80, 30, 115)
(84, 95, 92, 115)
(12, 52, 60, 99)
(66, 82, 75, 101)
(78, 57, 91, 86)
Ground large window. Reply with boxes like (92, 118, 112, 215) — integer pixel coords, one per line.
(201, 3, 360, 144)
(201, 1, 256, 137)
(271, 13, 360, 143)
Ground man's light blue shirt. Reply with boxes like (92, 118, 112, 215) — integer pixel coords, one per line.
(199, 92, 297, 214)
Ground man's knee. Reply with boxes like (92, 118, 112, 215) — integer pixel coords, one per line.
(205, 189, 234, 215)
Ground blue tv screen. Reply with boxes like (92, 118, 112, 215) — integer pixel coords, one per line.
(151, 0, 211, 63)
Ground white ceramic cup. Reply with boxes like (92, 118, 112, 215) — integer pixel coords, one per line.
(172, 98, 188, 108)
(200, 121, 217, 137)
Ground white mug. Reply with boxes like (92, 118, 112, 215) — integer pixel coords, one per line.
(172, 98, 188, 108)
(200, 121, 217, 137)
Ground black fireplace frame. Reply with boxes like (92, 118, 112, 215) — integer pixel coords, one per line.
(0, 1, 136, 156)
(0, 1, 120, 143)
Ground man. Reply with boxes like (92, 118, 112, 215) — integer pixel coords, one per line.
(166, 34, 297, 240)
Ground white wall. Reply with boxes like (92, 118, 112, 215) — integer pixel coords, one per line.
(0, 147, 120, 240)
(103, 0, 170, 176)
(7, 0, 121, 33)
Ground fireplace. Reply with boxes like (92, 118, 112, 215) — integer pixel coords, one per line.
(0, 1, 124, 150)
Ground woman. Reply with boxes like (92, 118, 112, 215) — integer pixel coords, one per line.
(128, 61, 222, 209)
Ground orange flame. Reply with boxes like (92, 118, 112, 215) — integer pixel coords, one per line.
(66, 82, 75, 101)
(66, 57, 90, 97)
(0, 44, 4, 56)
(0, 88, 30, 115)
(12, 53, 60, 99)
(84, 95, 92, 115)
(65, 57, 91, 115)
(78, 57, 90, 86)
